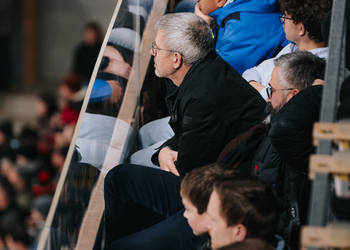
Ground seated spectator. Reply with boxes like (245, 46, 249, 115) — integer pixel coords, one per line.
(51, 145, 69, 173)
(217, 238, 274, 250)
(195, 0, 288, 74)
(180, 166, 282, 250)
(35, 93, 58, 157)
(71, 22, 103, 83)
(5, 165, 33, 210)
(243, 0, 331, 100)
(58, 73, 85, 126)
(207, 175, 280, 250)
(132, 0, 287, 165)
(15, 126, 39, 169)
(131, 12, 265, 173)
(245, 51, 326, 248)
(27, 195, 52, 241)
(180, 164, 235, 236)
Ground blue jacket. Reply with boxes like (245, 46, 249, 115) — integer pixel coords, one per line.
(209, 0, 289, 74)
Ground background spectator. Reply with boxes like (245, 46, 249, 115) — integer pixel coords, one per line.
(71, 22, 103, 83)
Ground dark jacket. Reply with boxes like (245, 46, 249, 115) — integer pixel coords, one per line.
(72, 43, 101, 81)
(253, 85, 323, 181)
(152, 53, 266, 175)
(251, 85, 323, 249)
(269, 85, 323, 171)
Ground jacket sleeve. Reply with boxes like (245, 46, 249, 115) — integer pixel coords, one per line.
(242, 43, 293, 87)
(151, 135, 178, 166)
(242, 57, 275, 87)
(242, 66, 263, 83)
(175, 98, 226, 175)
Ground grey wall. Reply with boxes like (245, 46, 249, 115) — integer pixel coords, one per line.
(39, 0, 117, 83)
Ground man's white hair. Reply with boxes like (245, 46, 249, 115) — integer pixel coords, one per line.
(156, 13, 214, 65)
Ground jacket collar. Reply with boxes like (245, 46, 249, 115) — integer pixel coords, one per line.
(165, 52, 216, 112)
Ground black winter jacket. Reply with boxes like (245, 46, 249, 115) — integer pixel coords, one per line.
(251, 86, 323, 249)
(152, 52, 266, 175)
(269, 85, 323, 171)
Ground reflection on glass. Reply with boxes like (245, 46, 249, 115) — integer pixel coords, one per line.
(40, 0, 151, 248)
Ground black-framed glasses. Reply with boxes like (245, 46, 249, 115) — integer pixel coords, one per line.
(151, 41, 174, 55)
(279, 15, 294, 24)
(266, 84, 295, 99)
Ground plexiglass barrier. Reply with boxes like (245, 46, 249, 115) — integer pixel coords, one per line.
(37, 0, 169, 249)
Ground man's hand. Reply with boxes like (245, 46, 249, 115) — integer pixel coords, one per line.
(249, 81, 265, 92)
(158, 147, 180, 176)
(312, 79, 324, 86)
(104, 59, 131, 79)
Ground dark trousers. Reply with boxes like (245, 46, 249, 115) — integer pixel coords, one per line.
(104, 164, 206, 250)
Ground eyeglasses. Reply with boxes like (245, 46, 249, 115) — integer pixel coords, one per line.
(266, 84, 295, 99)
(151, 41, 174, 55)
(279, 15, 294, 24)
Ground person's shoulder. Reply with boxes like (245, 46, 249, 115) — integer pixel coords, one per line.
(289, 85, 323, 108)
(271, 86, 323, 129)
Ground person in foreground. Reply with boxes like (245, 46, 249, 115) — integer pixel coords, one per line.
(104, 12, 266, 250)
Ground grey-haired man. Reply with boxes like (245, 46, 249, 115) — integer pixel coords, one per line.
(104, 12, 265, 250)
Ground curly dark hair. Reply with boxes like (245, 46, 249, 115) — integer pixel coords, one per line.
(279, 0, 332, 43)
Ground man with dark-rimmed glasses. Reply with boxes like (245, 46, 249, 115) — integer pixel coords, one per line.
(267, 51, 325, 112)
(250, 50, 325, 249)
(104, 12, 266, 250)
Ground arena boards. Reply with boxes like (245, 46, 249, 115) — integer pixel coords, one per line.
(37, 0, 168, 249)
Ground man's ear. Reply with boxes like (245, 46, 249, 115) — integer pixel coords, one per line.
(230, 224, 247, 242)
(298, 22, 307, 37)
(216, 0, 227, 8)
(286, 88, 300, 103)
(173, 52, 183, 69)
(291, 88, 300, 97)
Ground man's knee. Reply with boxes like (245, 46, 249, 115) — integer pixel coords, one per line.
(104, 164, 161, 195)
(104, 164, 132, 195)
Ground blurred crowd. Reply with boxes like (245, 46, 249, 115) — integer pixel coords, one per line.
(0, 21, 104, 250)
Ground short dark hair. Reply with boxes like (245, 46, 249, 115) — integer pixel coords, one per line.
(180, 164, 236, 214)
(279, 0, 332, 43)
(214, 176, 279, 239)
(217, 238, 274, 250)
